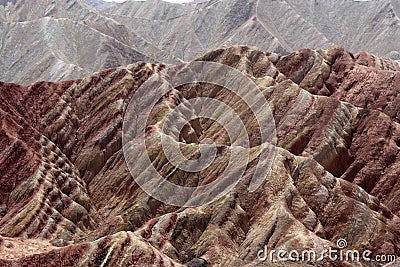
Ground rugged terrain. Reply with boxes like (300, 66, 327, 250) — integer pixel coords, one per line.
(1, 0, 400, 84)
(0, 0, 153, 84)
(82, 0, 118, 10)
(0, 45, 399, 266)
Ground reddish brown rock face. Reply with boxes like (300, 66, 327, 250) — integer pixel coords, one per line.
(0, 46, 399, 266)
(275, 47, 400, 214)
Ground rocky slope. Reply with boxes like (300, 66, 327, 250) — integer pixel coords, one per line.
(0, 45, 399, 266)
(0, 0, 154, 85)
(82, 0, 118, 10)
(1, 0, 399, 84)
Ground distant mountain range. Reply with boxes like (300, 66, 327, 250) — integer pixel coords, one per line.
(0, 0, 399, 84)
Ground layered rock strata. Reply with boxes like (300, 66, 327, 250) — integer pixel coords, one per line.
(0, 46, 399, 266)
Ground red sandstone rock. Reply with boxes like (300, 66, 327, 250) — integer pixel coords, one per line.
(0, 46, 399, 266)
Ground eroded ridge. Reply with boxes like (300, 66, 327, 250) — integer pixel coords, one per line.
(0, 46, 399, 266)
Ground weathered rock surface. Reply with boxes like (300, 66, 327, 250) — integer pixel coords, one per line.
(0, 46, 399, 266)
(275, 47, 400, 213)
(0, 0, 154, 85)
(82, 0, 118, 10)
(103, 0, 400, 62)
(1, 0, 400, 84)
